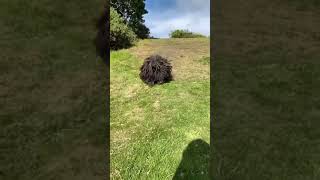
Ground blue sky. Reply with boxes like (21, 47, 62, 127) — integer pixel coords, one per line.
(144, 0, 210, 38)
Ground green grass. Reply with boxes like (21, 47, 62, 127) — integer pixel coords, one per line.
(198, 57, 210, 65)
(211, 1, 320, 179)
(211, 58, 320, 179)
(0, 0, 106, 179)
(110, 38, 210, 179)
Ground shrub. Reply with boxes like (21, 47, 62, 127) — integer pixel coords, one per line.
(110, 7, 136, 50)
(170, 29, 206, 38)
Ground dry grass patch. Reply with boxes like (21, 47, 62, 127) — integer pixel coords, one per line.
(129, 38, 210, 81)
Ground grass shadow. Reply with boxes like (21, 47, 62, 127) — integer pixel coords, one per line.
(173, 139, 210, 180)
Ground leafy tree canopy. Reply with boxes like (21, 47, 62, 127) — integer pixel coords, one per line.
(111, 0, 150, 39)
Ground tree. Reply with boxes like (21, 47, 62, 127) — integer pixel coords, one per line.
(110, 0, 150, 39)
(134, 22, 150, 39)
(110, 7, 137, 50)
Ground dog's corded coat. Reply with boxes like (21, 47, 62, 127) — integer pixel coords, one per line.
(139, 55, 173, 86)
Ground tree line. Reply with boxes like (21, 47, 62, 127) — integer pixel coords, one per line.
(110, 0, 150, 50)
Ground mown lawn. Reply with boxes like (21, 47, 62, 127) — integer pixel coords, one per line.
(110, 38, 210, 179)
(0, 0, 106, 179)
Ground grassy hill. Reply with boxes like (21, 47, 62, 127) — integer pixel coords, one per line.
(211, 1, 320, 179)
(110, 38, 210, 179)
(0, 0, 106, 179)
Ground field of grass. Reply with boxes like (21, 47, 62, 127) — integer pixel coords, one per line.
(0, 0, 106, 179)
(110, 38, 210, 179)
(211, 1, 320, 179)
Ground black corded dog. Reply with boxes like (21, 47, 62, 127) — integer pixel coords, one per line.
(139, 55, 173, 86)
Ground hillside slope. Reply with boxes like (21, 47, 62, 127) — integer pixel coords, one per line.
(110, 38, 210, 179)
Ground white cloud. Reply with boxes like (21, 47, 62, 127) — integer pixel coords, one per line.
(145, 0, 210, 38)
(176, 0, 210, 12)
(146, 14, 210, 38)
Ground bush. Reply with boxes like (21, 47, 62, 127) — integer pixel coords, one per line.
(170, 29, 206, 38)
(110, 7, 136, 50)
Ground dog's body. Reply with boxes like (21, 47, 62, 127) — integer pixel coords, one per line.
(140, 55, 173, 86)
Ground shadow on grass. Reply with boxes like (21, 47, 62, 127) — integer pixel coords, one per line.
(173, 139, 210, 180)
